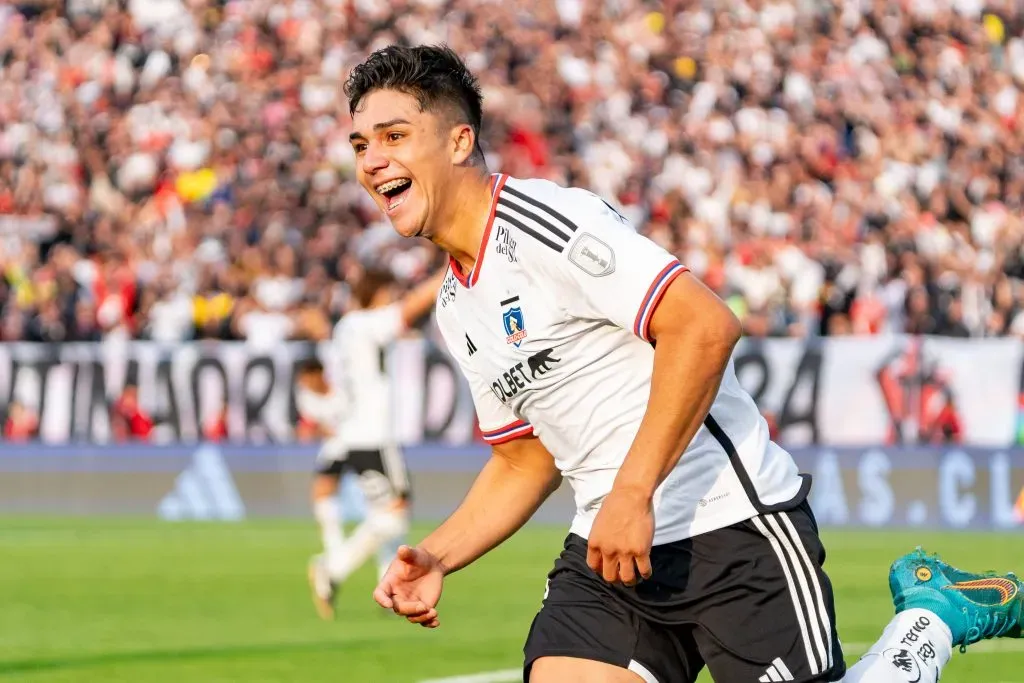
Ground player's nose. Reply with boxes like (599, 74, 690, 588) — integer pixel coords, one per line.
(361, 142, 389, 175)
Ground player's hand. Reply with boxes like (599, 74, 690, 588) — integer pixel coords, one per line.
(586, 486, 654, 587)
(373, 545, 445, 628)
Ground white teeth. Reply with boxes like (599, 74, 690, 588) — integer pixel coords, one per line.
(376, 178, 411, 194)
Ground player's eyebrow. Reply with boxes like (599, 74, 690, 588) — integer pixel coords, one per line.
(349, 118, 413, 141)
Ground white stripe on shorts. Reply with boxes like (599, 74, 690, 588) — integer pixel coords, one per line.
(775, 512, 834, 670)
(751, 516, 820, 675)
(763, 514, 830, 672)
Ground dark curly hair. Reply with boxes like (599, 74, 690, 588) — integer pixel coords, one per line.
(345, 44, 485, 162)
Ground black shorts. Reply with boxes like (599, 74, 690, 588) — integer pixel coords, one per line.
(315, 448, 411, 505)
(523, 500, 845, 683)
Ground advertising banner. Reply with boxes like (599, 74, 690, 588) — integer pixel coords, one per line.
(737, 336, 1023, 447)
(0, 336, 1022, 447)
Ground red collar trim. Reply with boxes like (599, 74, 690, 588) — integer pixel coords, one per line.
(449, 173, 508, 289)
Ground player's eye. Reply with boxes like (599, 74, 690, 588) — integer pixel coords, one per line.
(353, 142, 367, 154)
(386, 132, 403, 143)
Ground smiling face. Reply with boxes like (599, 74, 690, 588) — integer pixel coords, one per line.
(349, 89, 476, 240)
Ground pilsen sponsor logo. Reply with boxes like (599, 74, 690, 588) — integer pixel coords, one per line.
(495, 224, 518, 263)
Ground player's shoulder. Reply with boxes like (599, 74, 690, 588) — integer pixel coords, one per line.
(496, 176, 637, 274)
(499, 176, 636, 245)
(499, 176, 623, 230)
(335, 307, 370, 331)
(334, 304, 396, 335)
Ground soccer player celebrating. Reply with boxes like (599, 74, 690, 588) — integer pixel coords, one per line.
(346, 45, 1023, 682)
(304, 265, 444, 620)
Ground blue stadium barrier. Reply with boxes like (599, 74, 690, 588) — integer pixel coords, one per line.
(0, 444, 1021, 530)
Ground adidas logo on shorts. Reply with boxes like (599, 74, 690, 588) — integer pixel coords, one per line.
(758, 657, 794, 682)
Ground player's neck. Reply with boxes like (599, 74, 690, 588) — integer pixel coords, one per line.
(429, 168, 495, 273)
(367, 292, 392, 309)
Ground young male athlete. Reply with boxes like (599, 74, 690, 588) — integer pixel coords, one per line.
(295, 356, 352, 566)
(345, 44, 1023, 682)
(305, 266, 444, 619)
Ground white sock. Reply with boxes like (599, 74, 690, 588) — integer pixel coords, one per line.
(377, 531, 405, 582)
(313, 497, 345, 555)
(326, 521, 381, 582)
(842, 609, 952, 683)
(326, 508, 408, 583)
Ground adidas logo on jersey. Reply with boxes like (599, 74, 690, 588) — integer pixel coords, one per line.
(466, 334, 477, 356)
(157, 445, 246, 521)
(758, 658, 794, 682)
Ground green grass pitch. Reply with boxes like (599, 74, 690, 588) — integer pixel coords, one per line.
(0, 518, 1021, 682)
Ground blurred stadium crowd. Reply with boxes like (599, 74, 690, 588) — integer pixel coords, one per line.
(3, 0, 1024, 344)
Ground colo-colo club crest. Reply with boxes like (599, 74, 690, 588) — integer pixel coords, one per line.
(502, 295, 527, 347)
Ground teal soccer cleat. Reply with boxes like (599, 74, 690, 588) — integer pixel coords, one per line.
(889, 547, 1023, 652)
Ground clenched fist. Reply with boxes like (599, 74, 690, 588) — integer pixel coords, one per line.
(585, 486, 654, 586)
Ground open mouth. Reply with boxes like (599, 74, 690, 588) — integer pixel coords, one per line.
(376, 178, 412, 212)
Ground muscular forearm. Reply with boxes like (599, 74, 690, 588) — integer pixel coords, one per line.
(614, 329, 738, 500)
(418, 450, 560, 575)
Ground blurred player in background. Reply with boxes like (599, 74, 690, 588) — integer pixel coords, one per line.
(346, 45, 1024, 683)
(295, 357, 352, 585)
(303, 265, 445, 620)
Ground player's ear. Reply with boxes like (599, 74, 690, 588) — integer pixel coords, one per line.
(449, 123, 476, 166)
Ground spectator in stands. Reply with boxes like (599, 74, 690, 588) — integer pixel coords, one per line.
(110, 381, 153, 442)
(202, 403, 229, 443)
(2, 0, 1024, 341)
(927, 392, 965, 444)
(4, 399, 39, 441)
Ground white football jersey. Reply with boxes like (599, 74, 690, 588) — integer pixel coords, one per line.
(435, 174, 808, 544)
(328, 304, 404, 451)
(296, 386, 349, 431)
(295, 385, 350, 461)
